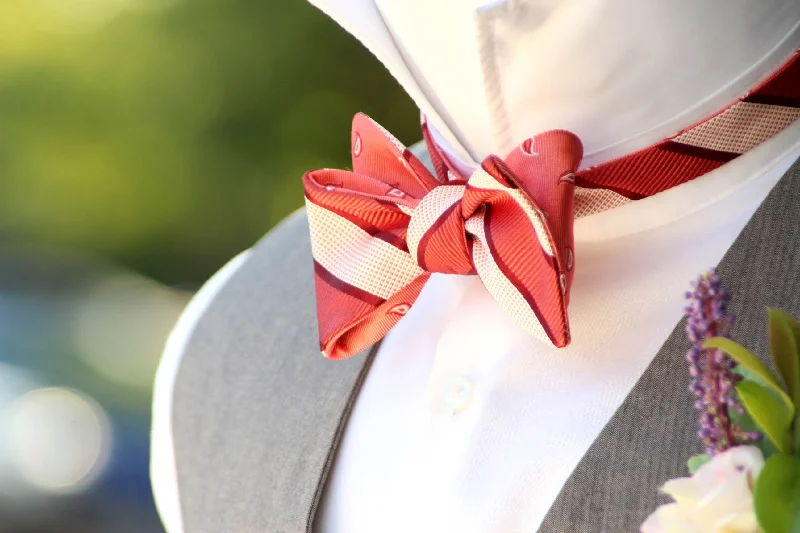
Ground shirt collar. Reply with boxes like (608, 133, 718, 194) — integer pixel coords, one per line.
(309, 0, 800, 174)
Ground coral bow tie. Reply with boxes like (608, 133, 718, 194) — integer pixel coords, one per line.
(304, 114, 582, 359)
(302, 50, 799, 359)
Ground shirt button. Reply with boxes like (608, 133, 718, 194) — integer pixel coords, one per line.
(443, 376, 474, 413)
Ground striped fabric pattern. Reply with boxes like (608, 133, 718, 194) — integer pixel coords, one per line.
(303, 50, 800, 360)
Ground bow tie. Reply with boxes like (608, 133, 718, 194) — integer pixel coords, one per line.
(305, 114, 581, 359)
(304, 51, 800, 359)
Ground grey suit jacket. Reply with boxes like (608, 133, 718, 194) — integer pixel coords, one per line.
(167, 143, 800, 532)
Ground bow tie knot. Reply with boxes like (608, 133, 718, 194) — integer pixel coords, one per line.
(406, 182, 474, 276)
(303, 113, 583, 359)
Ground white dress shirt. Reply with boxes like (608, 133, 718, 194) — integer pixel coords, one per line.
(151, 1, 800, 532)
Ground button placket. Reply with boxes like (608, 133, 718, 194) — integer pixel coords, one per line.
(424, 276, 488, 417)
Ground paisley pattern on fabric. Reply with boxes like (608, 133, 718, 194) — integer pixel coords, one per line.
(305, 114, 580, 359)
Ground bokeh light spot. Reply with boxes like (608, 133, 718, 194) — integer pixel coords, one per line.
(9, 387, 111, 493)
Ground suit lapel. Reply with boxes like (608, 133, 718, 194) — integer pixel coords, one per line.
(171, 143, 436, 533)
(172, 207, 377, 533)
(537, 155, 800, 533)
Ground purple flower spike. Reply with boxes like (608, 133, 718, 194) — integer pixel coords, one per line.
(684, 268, 761, 454)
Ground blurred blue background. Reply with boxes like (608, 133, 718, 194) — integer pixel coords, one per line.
(0, 0, 419, 530)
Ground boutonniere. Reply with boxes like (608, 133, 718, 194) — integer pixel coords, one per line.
(641, 269, 800, 533)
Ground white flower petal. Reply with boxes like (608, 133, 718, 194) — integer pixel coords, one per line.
(715, 510, 761, 533)
(662, 477, 703, 506)
(641, 507, 667, 533)
(654, 503, 707, 533)
(693, 446, 764, 489)
(642, 447, 764, 533)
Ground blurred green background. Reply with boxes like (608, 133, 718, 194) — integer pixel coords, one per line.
(1, 0, 421, 285)
(0, 0, 419, 531)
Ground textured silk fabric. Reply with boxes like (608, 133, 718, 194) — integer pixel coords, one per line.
(304, 51, 800, 360)
(304, 115, 581, 358)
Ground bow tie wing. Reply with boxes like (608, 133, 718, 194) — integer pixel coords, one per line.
(461, 131, 583, 348)
(302, 115, 439, 359)
(349, 113, 439, 197)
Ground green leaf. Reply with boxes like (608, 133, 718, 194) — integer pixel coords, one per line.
(787, 316, 800, 408)
(768, 308, 800, 410)
(736, 380, 794, 453)
(705, 337, 794, 411)
(753, 454, 800, 533)
(729, 373, 781, 458)
(687, 454, 711, 474)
